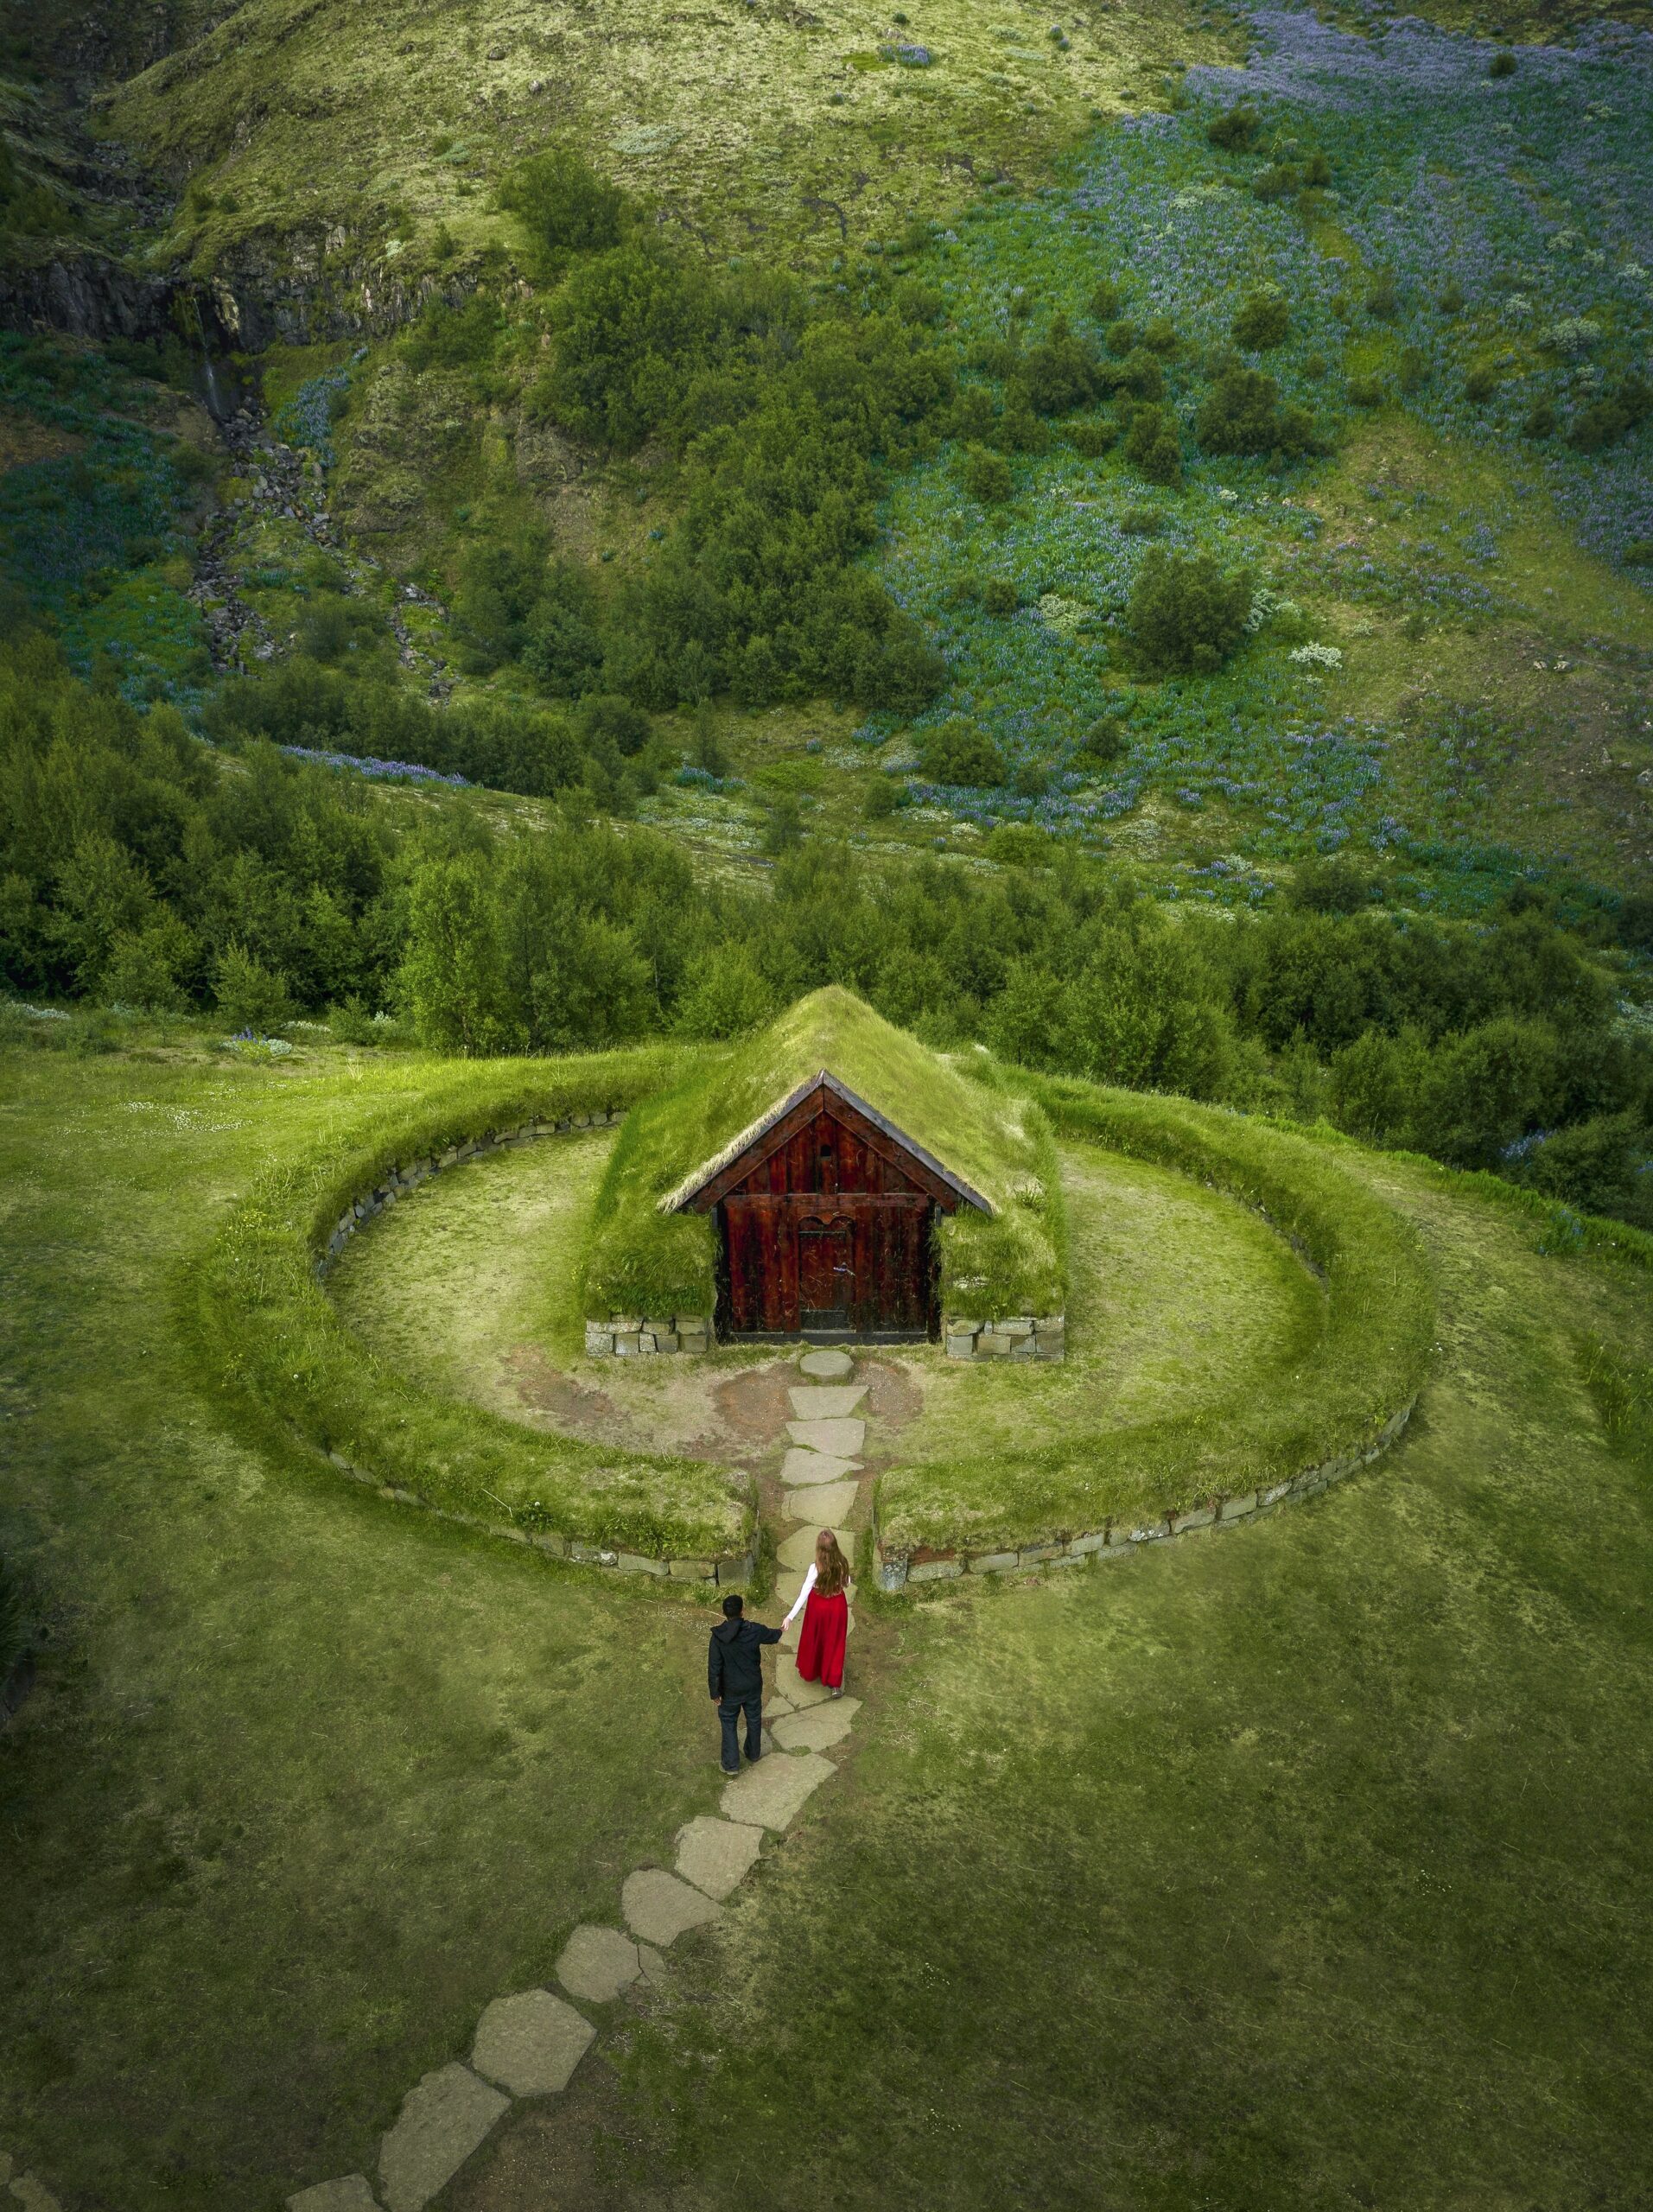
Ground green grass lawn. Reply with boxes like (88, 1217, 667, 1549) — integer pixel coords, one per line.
(4, 1027, 1650, 2208)
(0, 1038, 743, 2209)
(501, 1147, 1650, 2212)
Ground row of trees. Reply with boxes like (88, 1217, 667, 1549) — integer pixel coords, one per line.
(3, 639, 1648, 1223)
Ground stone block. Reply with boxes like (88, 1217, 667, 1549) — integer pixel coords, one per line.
(786, 1417, 866, 1457)
(609, 1315, 641, 1332)
(1219, 1491, 1258, 1522)
(908, 1556, 963, 1583)
(875, 1555, 908, 1592)
(614, 1333, 641, 1357)
(941, 1316, 982, 1336)
(378, 2063, 509, 2212)
(569, 1542, 619, 1567)
(799, 1347, 854, 1380)
(1065, 1529, 1110, 1557)
(944, 1333, 979, 1359)
(585, 1326, 615, 1357)
(976, 1332, 1013, 1357)
(1261, 1482, 1291, 1508)
(1018, 1541, 1065, 1564)
(1171, 1505, 1215, 1534)
(654, 1332, 680, 1354)
(642, 1319, 673, 1338)
(783, 1478, 859, 1523)
(679, 1334, 709, 1355)
(667, 1557, 715, 1582)
(637, 1333, 658, 1355)
(675, 1814, 764, 1900)
(471, 1989, 594, 2099)
(614, 1552, 667, 1577)
(773, 1696, 860, 1751)
(532, 1532, 568, 1558)
(967, 1550, 1019, 1574)
(1033, 1314, 1065, 1332)
(288, 2179, 379, 2212)
(622, 1868, 724, 1947)
(556, 1923, 641, 2005)
(788, 1385, 868, 1420)
(781, 1447, 861, 1486)
(719, 1749, 836, 1830)
(1008, 1335, 1038, 1361)
(1126, 1522, 1167, 1544)
(1033, 1340, 1066, 1362)
(713, 1554, 752, 1586)
(999, 1316, 1034, 1338)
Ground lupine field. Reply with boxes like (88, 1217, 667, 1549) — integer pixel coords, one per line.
(852, 3, 1651, 909)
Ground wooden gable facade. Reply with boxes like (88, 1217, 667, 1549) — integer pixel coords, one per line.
(668, 1071, 991, 1343)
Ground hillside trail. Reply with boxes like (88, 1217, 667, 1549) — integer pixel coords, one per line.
(280, 1346, 892, 2212)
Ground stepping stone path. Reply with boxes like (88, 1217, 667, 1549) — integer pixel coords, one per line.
(279, 1342, 887, 2212)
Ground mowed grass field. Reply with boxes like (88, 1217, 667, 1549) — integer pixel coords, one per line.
(0, 1036, 732, 2210)
(3, 1029, 1651, 2207)
(455, 1156, 1653, 2210)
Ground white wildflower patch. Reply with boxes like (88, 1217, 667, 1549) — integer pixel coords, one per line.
(1290, 642, 1344, 669)
(611, 124, 682, 157)
(1037, 592, 1093, 637)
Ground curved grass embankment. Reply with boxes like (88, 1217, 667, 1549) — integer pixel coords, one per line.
(874, 1079, 1438, 1557)
(194, 1045, 754, 1567)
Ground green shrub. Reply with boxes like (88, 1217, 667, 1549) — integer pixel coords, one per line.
(1087, 277, 1123, 322)
(1196, 363, 1322, 457)
(962, 443, 1014, 502)
(1623, 541, 1653, 569)
(1250, 163, 1300, 203)
(1103, 318, 1140, 359)
(216, 944, 294, 1033)
(498, 146, 625, 264)
(1463, 360, 1501, 405)
(1523, 398, 1558, 440)
(539, 245, 715, 449)
(1398, 346, 1430, 394)
(982, 577, 1020, 615)
(863, 774, 906, 820)
(922, 720, 1008, 787)
(1205, 104, 1259, 150)
(1118, 506, 1164, 537)
(1568, 375, 1652, 452)
(1346, 375, 1386, 409)
(1438, 276, 1465, 315)
(1302, 148, 1332, 187)
(1366, 270, 1400, 321)
(1105, 348, 1166, 404)
(1141, 317, 1180, 356)
(1067, 414, 1117, 458)
(1489, 48, 1517, 76)
(1128, 548, 1253, 676)
(1075, 715, 1128, 767)
(1122, 403, 1182, 486)
(1288, 859, 1370, 915)
(1020, 315, 1102, 416)
(1231, 289, 1289, 350)
(402, 294, 504, 375)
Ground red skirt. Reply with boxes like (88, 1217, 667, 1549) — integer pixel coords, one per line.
(796, 1588, 848, 1688)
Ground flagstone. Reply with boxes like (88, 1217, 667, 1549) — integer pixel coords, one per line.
(555, 1923, 641, 2005)
(379, 2063, 509, 2212)
(780, 1447, 860, 1486)
(778, 1522, 829, 1572)
(798, 1348, 854, 1380)
(786, 1418, 864, 1457)
(720, 1749, 836, 1829)
(289, 2182, 380, 2212)
(774, 1654, 834, 1707)
(622, 1867, 724, 1947)
(783, 1478, 860, 1522)
(772, 1697, 861, 1751)
(675, 1814, 765, 1900)
(471, 1989, 594, 2100)
(787, 1386, 867, 1420)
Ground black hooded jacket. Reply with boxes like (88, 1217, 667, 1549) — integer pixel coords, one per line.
(709, 1614, 781, 1701)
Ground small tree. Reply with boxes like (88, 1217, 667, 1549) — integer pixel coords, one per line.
(1128, 549, 1253, 675)
(921, 720, 1008, 786)
(1122, 403, 1182, 486)
(499, 147, 624, 266)
(962, 445, 1014, 503)
(1231, 288, 1289, 350)
(214, 943, 294, 1033)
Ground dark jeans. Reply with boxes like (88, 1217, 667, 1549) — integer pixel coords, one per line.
(718, 1694, 763, 1773)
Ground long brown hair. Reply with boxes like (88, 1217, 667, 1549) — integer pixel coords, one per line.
(815, 1529, 851, 1597)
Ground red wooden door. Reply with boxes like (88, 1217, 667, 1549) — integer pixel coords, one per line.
(798, 1215, 855, 1329)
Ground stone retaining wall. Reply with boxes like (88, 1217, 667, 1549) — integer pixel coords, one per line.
(874, 1396, 1416, 1592)
(942, 1312, 1065, 1361)
(309, 1107, 753, 1588)
(314, 1109, 627, 1278)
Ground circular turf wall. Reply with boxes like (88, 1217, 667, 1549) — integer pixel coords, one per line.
(872, 1080, 1436, 1585)
(194, 1047, 756, 1582)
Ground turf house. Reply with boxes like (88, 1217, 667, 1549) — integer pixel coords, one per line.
(582, 989, 1068, 1357)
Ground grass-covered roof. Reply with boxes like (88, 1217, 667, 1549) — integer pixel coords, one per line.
(582, 988, 1065, 1324)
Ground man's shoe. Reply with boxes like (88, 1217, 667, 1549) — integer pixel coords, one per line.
(722, 1764, 741, 1777)
(744, 1749, 762, 1764)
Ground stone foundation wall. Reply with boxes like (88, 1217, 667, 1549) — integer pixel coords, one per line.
(585, 1314, 713, 1357)
(874, 1396, 1416, 1592)
(943, 1312, 1065, 1361)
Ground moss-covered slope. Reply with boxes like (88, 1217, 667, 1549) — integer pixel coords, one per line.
(583, 986, 1066, 1324)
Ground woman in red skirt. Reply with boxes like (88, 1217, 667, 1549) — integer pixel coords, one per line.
(783, 1529, 851, 1695)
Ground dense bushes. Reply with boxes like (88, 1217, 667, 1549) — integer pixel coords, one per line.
(4, 642, 1647, 1227)
(1195, 359, 1322, 457)
(1128, 549, 1254, 673)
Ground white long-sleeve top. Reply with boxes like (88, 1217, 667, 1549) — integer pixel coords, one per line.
(781, 1562, 817, 1628)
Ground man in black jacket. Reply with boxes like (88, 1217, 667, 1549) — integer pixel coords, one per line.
(709, 1592, 782, 1776)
